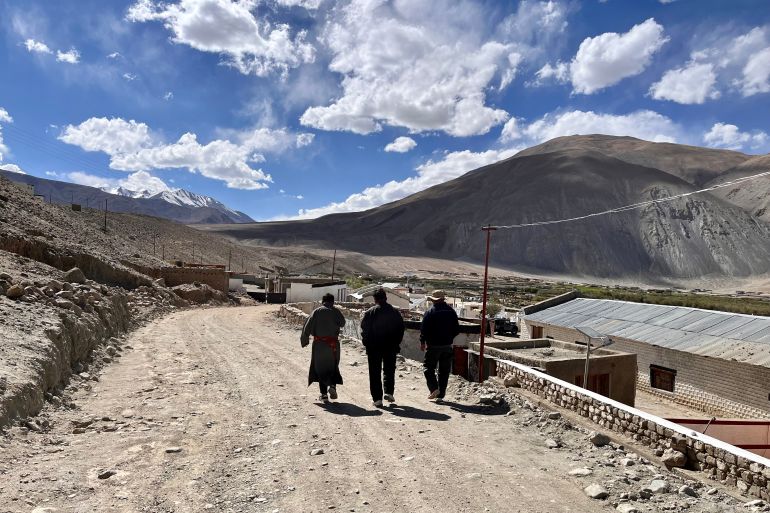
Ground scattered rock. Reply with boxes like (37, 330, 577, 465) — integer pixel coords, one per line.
(121, 409, 135, 419)
(165, 446, 183, 453)
(661, 449, 686, 468)
(569, 468, 593, 477)
(98, 469, 117, 479)
(310, 448, 325, 456)
(583, 484, 608, 500)
(6, 284, 24, 299)
(502, 373, 519, 387)
(465, 472, 482, 480)
(544, 438, 561, 449)
(589, 431, 610, 447)
(643, 479, 670, 494)
(678, 485, 698, 497)
(65, 267, 86, 284)
(547, 412, 561, 420)
(616, 504, 640, 513)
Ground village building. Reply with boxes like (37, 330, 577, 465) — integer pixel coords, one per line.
(520, 294, 770, 418)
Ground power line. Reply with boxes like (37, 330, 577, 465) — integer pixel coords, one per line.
(491, 169, 770, 230)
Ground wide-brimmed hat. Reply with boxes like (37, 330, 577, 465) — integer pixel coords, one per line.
(428, 290, 446, 301)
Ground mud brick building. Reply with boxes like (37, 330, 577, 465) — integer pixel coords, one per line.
(521, 297, 770, 418)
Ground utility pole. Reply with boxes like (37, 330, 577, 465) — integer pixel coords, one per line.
(103, 199, 108, 231)
(191, 243, 195, 264)
(152, 233, 157, 256)
(228, 248, 232, 271)
(162, 244, 165, 261)
(478, 225, 497, 383)
(331, 249, 337, 280)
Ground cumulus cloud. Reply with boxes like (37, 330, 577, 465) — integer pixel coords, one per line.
(123, 72, 138, 81)
(537, 18, 668, 94)
(649, 62, 719, 104)
(499, 118, 522, 143)
(504, 109, 683, 144)
(301, 0, 567, 136)
(59, 118, 313, 190)
(274, 0, 323, 9)
(0, 107, 13, 162)
(56, 48, 81, 64)
(24, 38, 52, 54)
(286, 147, 520, 220)
(703, 123, 768, 151)
(650, 26, 770, 103)
(68, 170, 171, 195)
(384, 136, 416, 153)
(126, 0, 315, 77)
(0, 164, 26, 174)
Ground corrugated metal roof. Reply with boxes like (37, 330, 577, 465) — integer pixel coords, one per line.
(524, 298, 770, 367)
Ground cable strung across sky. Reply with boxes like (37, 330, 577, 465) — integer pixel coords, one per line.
(490, 169, 770, 230)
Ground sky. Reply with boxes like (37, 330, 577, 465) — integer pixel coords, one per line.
(0, 0, 769, 221)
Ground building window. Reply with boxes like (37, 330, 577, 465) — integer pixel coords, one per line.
(531, 325, 543, 338)
(650, 365, 676, 392)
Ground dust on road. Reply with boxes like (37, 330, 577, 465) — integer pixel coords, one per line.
(0, 305, 612, 512)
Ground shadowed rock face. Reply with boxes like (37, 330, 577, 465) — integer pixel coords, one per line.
(203, 136, 770, 281)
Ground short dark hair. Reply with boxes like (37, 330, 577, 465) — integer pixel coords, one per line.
(372, 288, 387, 301)
(322, 293, 335, 303)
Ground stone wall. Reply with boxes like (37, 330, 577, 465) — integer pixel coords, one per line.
(496, 358, 770, 500)
(521, 320, 770, 418)
(157, 267, 229, 294)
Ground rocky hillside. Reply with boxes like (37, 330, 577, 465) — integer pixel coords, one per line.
(0, 169, 254, 224)
(201, 136, 770, 283)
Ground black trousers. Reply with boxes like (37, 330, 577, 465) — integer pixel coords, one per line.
(319, 383, 328, 396)
(423, 345, 453, 398)
(367, 347, 398, 401)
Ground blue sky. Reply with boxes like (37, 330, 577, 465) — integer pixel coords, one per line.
(1, 0, 769, 220)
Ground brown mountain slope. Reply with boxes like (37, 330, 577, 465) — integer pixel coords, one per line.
(516, 134, 751, 186)
(705, 154, 770, 223)
(201, 148, 770, 281)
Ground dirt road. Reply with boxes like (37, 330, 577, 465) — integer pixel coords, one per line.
(0, 305, 615, 512)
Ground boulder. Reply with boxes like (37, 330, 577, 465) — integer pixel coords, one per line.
(503, 373, 519, 387)
(6, 284, 25, 299)
(589, 431, 611, 447)
(171, 283, 227, 304)
(65, 267, 86, 284)
(584, 484, 609, 499)
(661, 449, 686, 469)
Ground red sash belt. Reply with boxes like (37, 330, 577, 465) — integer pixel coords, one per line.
(313, 336, 339, 359)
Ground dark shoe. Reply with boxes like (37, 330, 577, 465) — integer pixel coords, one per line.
(319, 394, 329, 403)
(329, 387, 338, 400)
(428, 389, 440, 400)
(384, 393, 395, 402)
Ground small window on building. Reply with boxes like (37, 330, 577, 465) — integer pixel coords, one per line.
(531, 325, 543, 338)
(650, 365, 676, 392)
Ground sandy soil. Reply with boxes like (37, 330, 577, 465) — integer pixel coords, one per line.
(0, 305, 614, 513)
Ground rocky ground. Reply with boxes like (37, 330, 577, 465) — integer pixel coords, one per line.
(0, 305, 765, 513)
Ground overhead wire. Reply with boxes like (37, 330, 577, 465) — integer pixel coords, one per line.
(490, 168, 770, 229)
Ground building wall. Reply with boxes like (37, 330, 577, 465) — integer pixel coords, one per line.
(158, 267, 229, 293)
(286, 283, 347, 303)
(495, 358, 770, 501)
(522, 319, 770, 418)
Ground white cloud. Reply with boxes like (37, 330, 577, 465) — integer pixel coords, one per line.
(568, 18, 668, 94)
(741, 47, 770, 96)
(126, 0, 315, 77)
(164, 91, 174, 101)
(703, 123, 768, 151)
(107, 52, 122, 59)
(499, 118, 522, 143)
(59, 118, 312, 190)
(24, 38, 52, 54)
(505, 109, 683, 144)
(67, 170, 171, 195)
(649, 61, 719, 104)
(123, 72, 138, 81)
(0, 164, 26, 174)
(274, 0, 323, 9)
(56, 48, 81, 64)
(533, 61, 569, 84)
(300, 0, 568, 136)
(384, 136, 416, 153)
(287, 147, 520, 220)
(0, 107, 13, 161)
(59, 118, 154, 155)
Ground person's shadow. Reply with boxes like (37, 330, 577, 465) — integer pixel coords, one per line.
(315, 402, 383, 417)
(438, 400, 509, 416)
(386, 404, 451, 421)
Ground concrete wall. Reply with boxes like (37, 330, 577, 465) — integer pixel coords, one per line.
(286, 283, 347, 303)
(496, 358, 770, 501)
(521, 319, 770, 418)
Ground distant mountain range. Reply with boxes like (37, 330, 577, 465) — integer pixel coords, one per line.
(0, 169, 254, 224)
(199, 135, 770, 284)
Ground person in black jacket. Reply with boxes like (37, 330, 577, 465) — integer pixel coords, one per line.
(420, 290, 460, 402)
(360, 288, 405, 407)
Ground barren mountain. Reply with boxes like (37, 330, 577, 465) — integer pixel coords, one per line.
(704, 154, 770, 223)
(201, 139, 770, 282)
(0, 169, 254, 224)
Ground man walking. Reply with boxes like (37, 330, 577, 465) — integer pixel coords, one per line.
(301, 293, 346, 403)
(420, 290, 459, 402)
(360, 288, 405, 407)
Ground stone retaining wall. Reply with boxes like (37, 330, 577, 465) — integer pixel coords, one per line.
(496, 358, 770, 500)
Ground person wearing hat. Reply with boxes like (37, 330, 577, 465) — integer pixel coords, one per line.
(360, 288, 405, 407)
(301, 293, 346, 403)
(420, 290, 460, 402)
